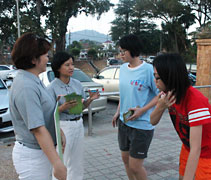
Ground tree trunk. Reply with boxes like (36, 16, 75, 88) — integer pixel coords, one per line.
(55, 33, 66, 52)
(174, 32, 179, 53)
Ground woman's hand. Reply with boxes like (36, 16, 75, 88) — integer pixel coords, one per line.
(60, 129, 66, 154)
(89, 90, 100, 101)
(53, 160, 67, 180)
(157, 91, 176, 110)
(59, 100, 78, 113)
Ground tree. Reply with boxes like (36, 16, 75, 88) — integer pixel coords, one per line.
(0, 1, 17, 59)
(181, 0, 211, 27)
(44, 0, 112, 52)
(70, 48, 80, 57)
(110, 0, 161, 55)
(110, 0, 154, 41)
(70, 41, 82, 50)
(140, 0, 195, 53)
(0, 0, 113, 53)
(88, 48, 97, 60)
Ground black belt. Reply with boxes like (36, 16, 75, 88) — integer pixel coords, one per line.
(66, 117, 81, 121)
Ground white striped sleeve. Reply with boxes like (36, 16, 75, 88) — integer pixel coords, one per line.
(189, 108, 211, 124)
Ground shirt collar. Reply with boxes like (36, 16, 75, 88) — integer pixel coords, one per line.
(54, 77, 72, 88)
(19, 70, 41, 85)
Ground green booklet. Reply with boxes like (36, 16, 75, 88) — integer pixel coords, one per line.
(54, 101, 63, 162)
(64, 92, 83, 115)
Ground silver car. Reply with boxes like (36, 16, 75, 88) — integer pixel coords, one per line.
(92, 65, 120, 101)
(39, 67, 107, 114)
(0, 78, 13, 132)
(0, 65, 15, 81)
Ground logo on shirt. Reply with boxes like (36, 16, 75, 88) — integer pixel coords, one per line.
(130, 80, 144, 91)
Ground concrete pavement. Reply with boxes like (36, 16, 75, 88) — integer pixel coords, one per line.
(0, 101, 182, 180)
(83, 102, 182, 180)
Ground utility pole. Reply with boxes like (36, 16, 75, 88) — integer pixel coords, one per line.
(159, 32, 162, 52)
(16, 0, 20, 37)
(69, 29, 71, 46)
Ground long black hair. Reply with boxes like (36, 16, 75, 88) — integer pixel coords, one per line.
(153, 53, 191, 104)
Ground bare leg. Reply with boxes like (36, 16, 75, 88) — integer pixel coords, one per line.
(129, 156, 147, 180)
(179, 175, 183, 180)
(121, 151, 135, 180)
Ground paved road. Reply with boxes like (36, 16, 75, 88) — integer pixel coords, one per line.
(0, 101, 181, 180)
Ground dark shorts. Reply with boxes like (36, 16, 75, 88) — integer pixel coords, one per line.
(118, 119, 154, 159)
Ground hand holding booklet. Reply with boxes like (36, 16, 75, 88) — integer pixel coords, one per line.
(64, 92, 83, 115)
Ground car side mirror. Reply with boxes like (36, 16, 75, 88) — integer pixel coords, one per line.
(5, 80, 12, 88)
(93, 74, 98, 78)
(93, 74, 104, 79)
(98, 75, 104, 79)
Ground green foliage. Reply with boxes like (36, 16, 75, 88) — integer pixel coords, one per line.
(0, 0, 113, 53)
(70, 48, 80, 57)
(142, 0, 196, 53)
(110, 0, 161, 55)
(70, 41, 82, 50)
(181, 43, 197, 64)
(88, 48, 97, 60)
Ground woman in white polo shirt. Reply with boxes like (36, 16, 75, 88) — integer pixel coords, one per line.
(47, 52, 99, 180)
(10, 32, 66, 180)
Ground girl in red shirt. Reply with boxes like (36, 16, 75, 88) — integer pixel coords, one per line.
(151, 53, 211, 180)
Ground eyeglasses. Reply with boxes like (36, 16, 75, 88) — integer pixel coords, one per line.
(153, 73, 161, 81)
(154, 77, 161, 81)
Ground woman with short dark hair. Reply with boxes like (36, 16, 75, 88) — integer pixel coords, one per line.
(151, 53, 211, 180)
(47, 51, 100, 180)
(10, 32, 67, 180)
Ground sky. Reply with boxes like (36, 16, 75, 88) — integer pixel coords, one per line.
(67, 0, 119, 35)
(67, 0, 197, 35)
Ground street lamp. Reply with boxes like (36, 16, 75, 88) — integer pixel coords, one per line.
(15, 0, 20, 37)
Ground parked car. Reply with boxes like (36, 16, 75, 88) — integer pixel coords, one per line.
(188, 72, 196, 86)
(6, 69, 18, 80)
(92, 65, 120, 101)
(146, 56, 155, 63)
(0, 65, 15, 80)
(0, 78, 13, 132)
(92, 65, 197, 101)
(39, 67, 107, 114)
(107, 59, 123, 66)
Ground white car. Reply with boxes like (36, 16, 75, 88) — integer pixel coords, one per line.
(146, 56, 155, 63)
(39, 67, 107, 114)
(0, 65, 15, 80)
(0, 78, 13, 132)
(92, 65, 120, 101)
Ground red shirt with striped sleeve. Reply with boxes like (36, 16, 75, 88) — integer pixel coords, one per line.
(168, 86, 211, 158)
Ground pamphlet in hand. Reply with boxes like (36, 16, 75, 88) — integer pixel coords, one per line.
(64, 92, 83, 115)
(54, 101, 63, 162)
(123, 110, 134, 123)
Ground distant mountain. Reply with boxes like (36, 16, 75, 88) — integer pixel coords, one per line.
(66, 30, 111, 45)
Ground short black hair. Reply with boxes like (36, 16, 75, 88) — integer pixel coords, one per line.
(51, 51, 74, 78)
(153, 53, 190, 104)
(11, 32, 51, 70)
(119, 34, 142, 58)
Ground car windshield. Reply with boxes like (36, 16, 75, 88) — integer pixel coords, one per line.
(0, 80, 6, 89)
(47, 69, 93, 83)
(72, 70, 93, 82)
(0, 66, 10, 71)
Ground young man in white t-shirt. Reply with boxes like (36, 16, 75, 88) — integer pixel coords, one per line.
(112, 34, 158, 180)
